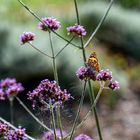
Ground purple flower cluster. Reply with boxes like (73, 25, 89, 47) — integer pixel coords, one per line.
(97, 69, 120, 90)
(108, 80, 120, 91)
(0, 78, 24, 100)
(20, 32, 35, 44)
(76, 67, 120, 91)
(41, 129, 66, 140)
(0, 121, 9, 137)
(96, 69, 112, 81)
(76, 66, 96, 81)
(7, 126, 28, 140)
(74, 134, 93, 140)
(39, 17, 61, 31)
(28, 79, 71, 109)
(0, 122, 28, 140)
(67, 24, 87, 37)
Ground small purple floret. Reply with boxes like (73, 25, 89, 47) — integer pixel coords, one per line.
(108, 80, 120, 91)
(96, 69, 112, 81)
(39, 17, 61, 31)
(67, 24, 87, 37)
(74, 134, 93, 140)
(0, 78, 24, 100)
(20, 32, 35, 44)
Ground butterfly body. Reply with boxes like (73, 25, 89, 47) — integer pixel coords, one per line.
(87, 52, 100, 72)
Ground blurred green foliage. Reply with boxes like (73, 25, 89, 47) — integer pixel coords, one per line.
(117, 0, 140, 9)
(89, 0, 140, 9)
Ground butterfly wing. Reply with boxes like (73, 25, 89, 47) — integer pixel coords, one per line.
(88, 52, 100, 72)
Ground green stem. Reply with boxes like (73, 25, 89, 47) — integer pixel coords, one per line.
(28, 42, 52, 58)
(84, 0, 114, 48)
(49, 32, 59, 83)
(50, 102, 57, 140)
(76, 82, 105, 130)
(57, 107, 63, 139)
(88, 80, 103, 140)
(48, 32, 63, 139)
(16, 97, 51, 131)
(55, 36, 76, 58)
(52, 31, 81, 49)
(69, 80, 87, 140)
(64, 82, 104, 139)
(94, 82, 105, 105)
(9, 97, 14, 125)
(0, 117, 36, 140)
(73, 0, 103, 140)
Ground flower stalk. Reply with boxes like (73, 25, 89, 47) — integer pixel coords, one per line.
(65, 82, 105, 139)
(48, 31, 63, 139)
(73, 0, 103, 139)
(69, 80, 87, 140)
(84, 0, 114, 48)
(9, 97, 14, 125)
(50, 101, 57, 140)
(28, 42, 52, 58)
(16, 97, 51, 131)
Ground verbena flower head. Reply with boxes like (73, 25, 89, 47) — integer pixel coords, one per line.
(76, 66, 96, 81)
(76, 66, 88, 80)
(41, 129, 66, 140)
(0, 78, 24, 100)
(20, 32, 35, 44)
(74, 134, 93, 140)
(7, 126, 28, 140)
(0, 121, 9, 135)
(67, 24, 87, 37)
(28, 79, 71, 109)
(108, 80, 120, 91)
(39, 17, 61, 31)
(96, 69, 112, 81)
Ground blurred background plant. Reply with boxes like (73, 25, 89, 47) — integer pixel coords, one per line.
(0, 0, 140, 140)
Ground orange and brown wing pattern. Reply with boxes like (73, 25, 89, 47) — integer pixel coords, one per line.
(87, 52, 100, 72)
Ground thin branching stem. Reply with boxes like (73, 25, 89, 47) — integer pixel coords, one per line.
(48, 32, 63, 139)
(69, 80, 87, 140)
(73, 0, 103, 139)
(49, 32, 59, 84)
(16, 97, 51, 131)
(0, 117, 36, 140)
(17, 0, 80, 49)
(52, 31, 81, 49)
(65, 82, 105, 139)
(84, 0, 114, 48)
(17, 0, 42, 22)
(9, 97, 14, 125)
(55, 36, 76, 58)
(28, 42, 52, 58)
(50, 101, 57, 140)
(76, 82, 105, 130)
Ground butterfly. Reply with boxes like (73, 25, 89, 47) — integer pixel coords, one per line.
(87, 52, 100, 72)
